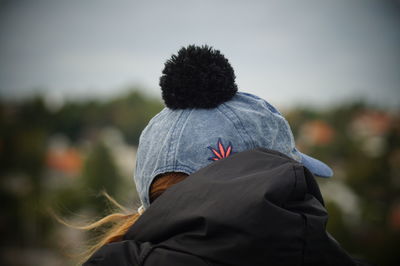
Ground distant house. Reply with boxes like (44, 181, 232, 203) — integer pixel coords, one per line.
(46, 147, 82, 176)
(298, 120, 335, 148)
(350, 111, 391, 138)
(350, 111, 392, 157)
(45, 135, 83, 178)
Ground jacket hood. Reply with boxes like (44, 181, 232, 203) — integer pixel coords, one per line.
(121, 148, 356, 266)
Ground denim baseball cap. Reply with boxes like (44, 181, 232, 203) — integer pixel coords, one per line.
(134, 91, 333, 208)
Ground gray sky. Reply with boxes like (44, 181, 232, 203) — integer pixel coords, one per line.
(0, 0, 399, 108)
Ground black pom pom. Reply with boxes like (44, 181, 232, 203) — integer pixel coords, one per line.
(160, 45, 238, 109)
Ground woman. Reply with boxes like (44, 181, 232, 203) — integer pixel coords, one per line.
(83, 45, 370, 265)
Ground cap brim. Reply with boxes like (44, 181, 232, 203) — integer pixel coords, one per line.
(298, 151, 333, 178)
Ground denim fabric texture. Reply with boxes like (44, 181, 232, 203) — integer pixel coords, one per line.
(134, 92, 333, 208)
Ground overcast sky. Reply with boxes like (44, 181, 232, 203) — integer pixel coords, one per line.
(0, 0, 399, 108)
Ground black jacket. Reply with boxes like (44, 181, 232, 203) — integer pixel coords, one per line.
(84, 148, 371, 266)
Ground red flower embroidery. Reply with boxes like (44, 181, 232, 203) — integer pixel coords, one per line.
(208, 139, 233, 161)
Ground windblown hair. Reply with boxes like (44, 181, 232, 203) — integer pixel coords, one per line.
(62, 172, 188, 264)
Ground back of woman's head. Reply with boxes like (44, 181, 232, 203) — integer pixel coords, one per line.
(150, 172, 188, 203)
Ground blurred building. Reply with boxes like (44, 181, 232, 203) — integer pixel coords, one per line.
(100, 127, 136, 179)
(46, 146, 82, 177)
(350, 110, 392, 158)
(297, 120, 335, 150)
(44, 135, 83, 190)
(351, 111, 391, 138)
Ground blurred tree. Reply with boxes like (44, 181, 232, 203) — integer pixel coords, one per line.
(108, 90, 163, 145)
(80, 141, 122, 216)
(325, 202, 355, 252)
(50, 89, 163, 145)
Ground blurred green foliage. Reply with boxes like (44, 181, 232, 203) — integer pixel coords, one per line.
(81, 141, 122, 215)
(0, 90, 399, 265)
(0, 89, 163, 265)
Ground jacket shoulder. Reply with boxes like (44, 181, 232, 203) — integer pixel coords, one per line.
(145, 246, 212, 266)
(84, 240, 211, 266)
